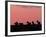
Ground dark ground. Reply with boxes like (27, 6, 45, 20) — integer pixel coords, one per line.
(10, 20, 42, 32)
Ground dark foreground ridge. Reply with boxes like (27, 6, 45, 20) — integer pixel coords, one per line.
(11, 20, 42, 32)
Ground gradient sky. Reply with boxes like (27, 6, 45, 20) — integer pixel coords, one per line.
(10, 5, 42, 25)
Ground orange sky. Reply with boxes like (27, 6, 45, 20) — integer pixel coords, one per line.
(10, 5, 42, 25)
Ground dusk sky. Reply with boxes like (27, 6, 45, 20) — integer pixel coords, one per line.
(10, 5, 42, 25)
